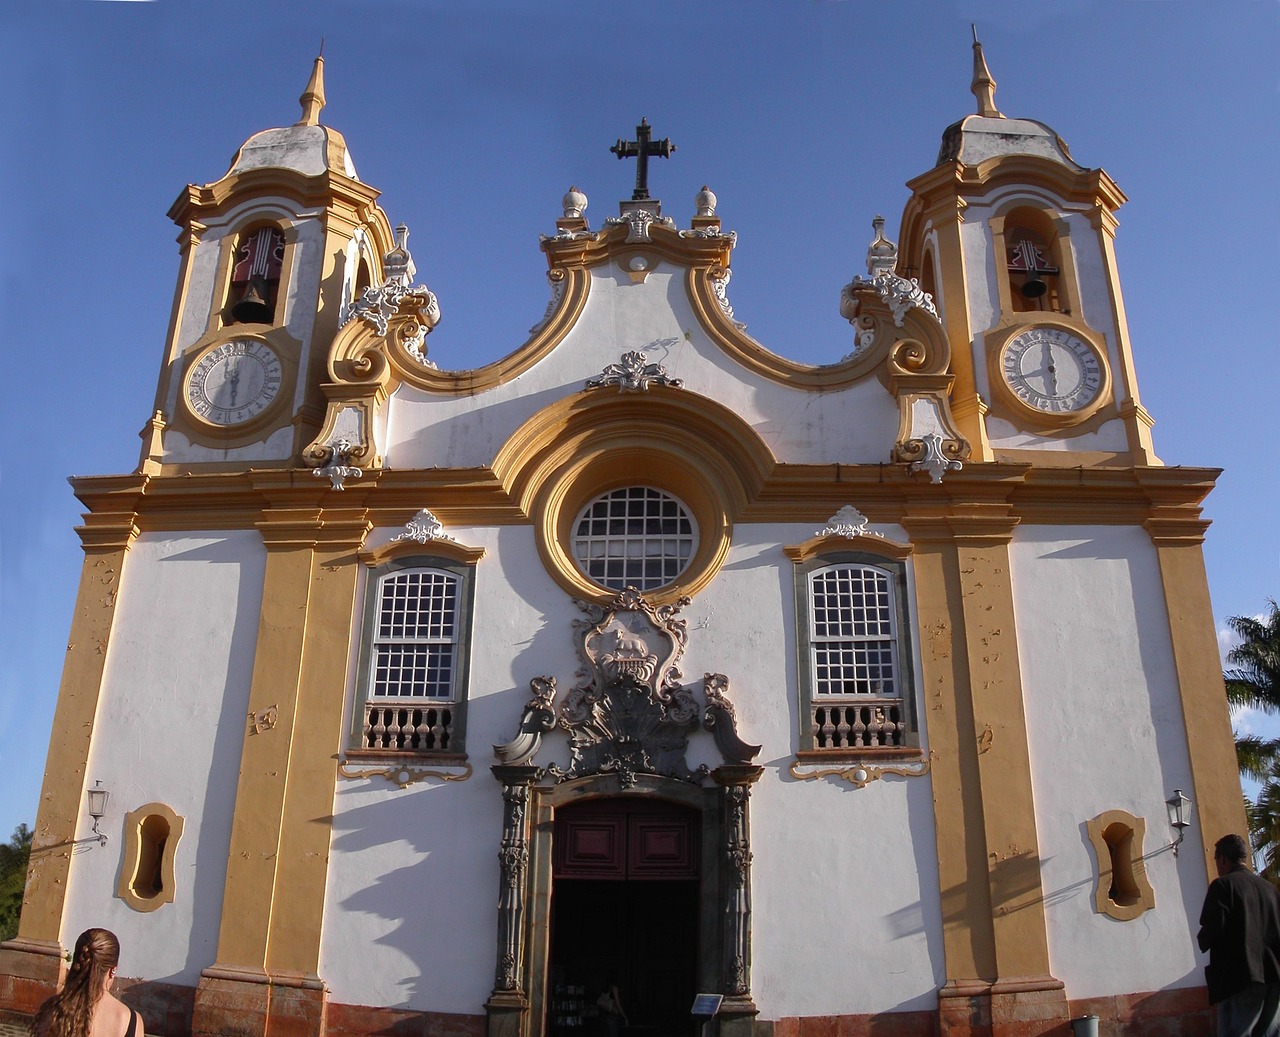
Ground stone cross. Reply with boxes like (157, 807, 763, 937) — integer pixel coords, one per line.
(610, 118, 676, 201)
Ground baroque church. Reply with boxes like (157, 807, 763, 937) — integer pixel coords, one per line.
(0, 40, 1243, 1037)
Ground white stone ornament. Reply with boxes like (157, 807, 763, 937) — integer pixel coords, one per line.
(604, 208, 675, 243)
(842, 216, 939, 329)
(711, 268, 745, 329)
(390, 508, 457, 545)
(313, 438, 363, 490)
(694, 185, 717, 217)
(562, 185, 588, 219)
(344, 224, 441, 367)
(817, 505, 883, 539)
(908, 431, 964, 484)
(585, 351, 683, 392)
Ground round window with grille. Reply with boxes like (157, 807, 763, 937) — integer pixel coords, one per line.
(571, 487, 698, 592)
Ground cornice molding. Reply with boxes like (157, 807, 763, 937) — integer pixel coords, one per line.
(66, 464, 1221, 542)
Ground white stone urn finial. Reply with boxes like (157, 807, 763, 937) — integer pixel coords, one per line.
(563, 186, 588, 219)
(695, 185, 717, 218)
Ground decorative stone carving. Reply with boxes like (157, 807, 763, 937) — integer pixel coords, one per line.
(680, 226, 737, 243)
(530, 269, 569, 332)
(344, 224, 441, 367)
(711, 267, 745, 329)
(841, 216, 939, 330)
(337, 759, 473, 788)
(788, 754, 932, 789)
(562, 185, 588, 219)
(548, 589, 707, 786)
(694, 185, 717, 218)
(907, 430, 964, 484)
(816, 505, 883, 539)
(390, 508, 456, 545)
(490, 769, 538, 993)
(313, 437, 363, 490)
(604, 208, 675, 243)
(493, 677, 558, 767)
(702, 674, 761, 765)
(716, 775, 758, 998)
(585, 351, 683, 393)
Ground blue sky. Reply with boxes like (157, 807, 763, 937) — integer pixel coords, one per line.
(1, 1, 1277, 838)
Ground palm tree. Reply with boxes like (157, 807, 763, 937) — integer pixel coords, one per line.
(1225, 600, 1280, 881)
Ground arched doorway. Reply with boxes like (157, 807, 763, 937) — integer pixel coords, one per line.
(548, 797, 700, 1037)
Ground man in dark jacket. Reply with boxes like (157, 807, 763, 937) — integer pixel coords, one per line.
(1198, 834, 1280, 1037)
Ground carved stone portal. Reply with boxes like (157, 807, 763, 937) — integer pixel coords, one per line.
(487, 588, 763, 1037)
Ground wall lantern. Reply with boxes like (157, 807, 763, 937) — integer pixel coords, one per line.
(1166, 789, 1193, 857)
(86, 780, 110, 846)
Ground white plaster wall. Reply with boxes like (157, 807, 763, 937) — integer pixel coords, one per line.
(61, 531, 266, 984)
(383, 263, 903, 471)
(1011, 526, 1208, 999)
(321, 520, 944, 1016)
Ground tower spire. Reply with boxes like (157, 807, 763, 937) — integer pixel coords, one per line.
(297, 51, 326, 127)
(970, 25, 1003, 119)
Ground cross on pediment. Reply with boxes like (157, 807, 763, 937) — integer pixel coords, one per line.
(610, 118, 676, 201)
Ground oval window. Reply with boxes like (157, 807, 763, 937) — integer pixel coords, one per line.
(571, 487, 698, 592)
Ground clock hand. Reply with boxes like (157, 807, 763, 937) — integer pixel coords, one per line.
(1041, 342, 1058, 396)
(227, 360, 241, 407)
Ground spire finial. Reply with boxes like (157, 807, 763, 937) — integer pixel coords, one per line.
(297, 52, 326, 127)
(970, 25, 1003, 119)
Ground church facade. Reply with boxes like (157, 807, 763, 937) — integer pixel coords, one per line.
(0, 44, 1243, 1037)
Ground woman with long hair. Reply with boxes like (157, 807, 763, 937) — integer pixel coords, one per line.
(31, 929, 144, 1037)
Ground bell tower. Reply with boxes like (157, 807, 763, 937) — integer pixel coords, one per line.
(898, 32, 1158, 465)
(138, 56, 398, 474)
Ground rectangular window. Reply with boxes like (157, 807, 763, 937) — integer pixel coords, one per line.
(795, 555, 916, 753)
(354, 559, 474, 757)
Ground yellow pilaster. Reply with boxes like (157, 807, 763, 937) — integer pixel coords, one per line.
(905, 501, 1060, 1016)
(1092, 208, 1159, 464)
(929, 202, 993, 463)
(1143, 507, 1248, 883)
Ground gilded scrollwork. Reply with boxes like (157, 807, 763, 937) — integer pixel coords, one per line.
(788, 754, 932, 788)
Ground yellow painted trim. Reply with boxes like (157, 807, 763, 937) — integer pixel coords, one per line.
(783, 532, 912, 564)
(1143, 525, 1249, 883)
(492, 388, 775, 604)
(174, 329, 302, 445)
(117, 802, 185, 912)
(1085, 811, 1155, 921)
(18, 540, 136, 945)
(983, 320, 1114, 431)
(360, 538, 485, 568)
(326, 267, 590, 398)
(687, 267, 952, 389)
(903, 513, 1057, 987)
(266, 539, 365, 976)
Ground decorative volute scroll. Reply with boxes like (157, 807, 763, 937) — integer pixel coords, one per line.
(702, 673, 762, 766)
(492, 677, 558, 767)
(832, 217, 971, 481)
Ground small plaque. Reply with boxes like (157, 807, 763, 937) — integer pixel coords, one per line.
(691, 994, 724, 1018)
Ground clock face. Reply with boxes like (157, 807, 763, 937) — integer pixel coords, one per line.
(1001, 327, 1104, 414)
(186, 339, 283, 426)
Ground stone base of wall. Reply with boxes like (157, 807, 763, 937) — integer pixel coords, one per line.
(0, 938, 65, 1017)
(0, 982, 1214, 1037)
(327, 1002, 485, 1037)
(1068, 986, 1212, 1037)
(116, 978, 197, 1037)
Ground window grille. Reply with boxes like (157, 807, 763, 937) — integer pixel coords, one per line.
(370, 569, 459, 700)
(572, 487, 697, 592)
(808, 565, 898, 698)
